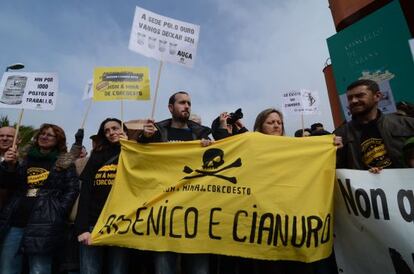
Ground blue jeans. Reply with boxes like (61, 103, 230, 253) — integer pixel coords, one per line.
(0, 227, 52, 274)
(154, 252, 209, 274)
(79, 244, 129, 274)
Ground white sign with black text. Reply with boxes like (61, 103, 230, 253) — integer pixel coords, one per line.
(128, 6, 200, 68)
(0, 72, 58, 110)
(335, 169, 414, 274)
(282, 89, 320, 115)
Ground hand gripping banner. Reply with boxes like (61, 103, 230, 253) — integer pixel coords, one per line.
(91, 132, 336, 262)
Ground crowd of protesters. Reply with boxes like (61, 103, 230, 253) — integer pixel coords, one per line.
(0, 78, 413, 274)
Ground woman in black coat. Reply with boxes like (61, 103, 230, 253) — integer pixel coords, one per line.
(76, 118, 129, 274)
(0, 123, 79, 274)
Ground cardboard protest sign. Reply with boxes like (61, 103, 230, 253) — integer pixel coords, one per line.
(335, 169, 414, 273)
(128, 6, 200, 68)
(93, 67, 150, 101)
(0, 72, 58, 111)
(91, 133, 336, 262)
(282, 89, 320, 115)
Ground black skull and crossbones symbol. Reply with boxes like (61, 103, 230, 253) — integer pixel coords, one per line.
(182, 148, 242, 184)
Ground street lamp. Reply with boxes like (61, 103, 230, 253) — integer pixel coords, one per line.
(5, 63, 25, 72)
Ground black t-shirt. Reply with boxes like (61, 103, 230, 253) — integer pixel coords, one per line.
(76, 144, 120, 233)
(10, 157, 55, 227)
(360, 120, 392, 169)
(167, 127, 193, 142)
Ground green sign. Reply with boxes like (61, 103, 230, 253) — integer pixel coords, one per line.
(327, 1, 414, 117)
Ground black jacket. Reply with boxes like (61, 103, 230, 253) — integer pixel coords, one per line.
(139, 118, 211, 143)
(0, 151, 79, 255)
(334, 112, 414, 169)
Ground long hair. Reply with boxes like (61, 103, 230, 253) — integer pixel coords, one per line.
(33, 123, 67, 153)
(253, 108, 285, 135)
(94, 118, 128, 152)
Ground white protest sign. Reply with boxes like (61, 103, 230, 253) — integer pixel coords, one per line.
(0, 72, 58, 111)
(334, 169, 414, 274)
(82, 79, 93, 100)
(128, 6, 200, 68)
(282, 89, 319, 115)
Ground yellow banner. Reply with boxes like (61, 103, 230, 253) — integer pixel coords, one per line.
(93, 67, 150, 101)
(91, 132, 336, 262)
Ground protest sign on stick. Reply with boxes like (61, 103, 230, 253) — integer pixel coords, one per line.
(282, 89, 320, 134)
(0, 72, 58, 111)
(0, 72, 59, 145)
(128, 6, 200, 68)
(128, 6, 200, 119)
(93, 67, 150, 101)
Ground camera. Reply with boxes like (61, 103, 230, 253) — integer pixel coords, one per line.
(227, 108, 243, 125)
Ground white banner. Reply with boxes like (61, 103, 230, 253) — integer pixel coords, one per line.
(335, 169, 414, 274)
(0, 72, 58, 111)
(128, 6, 200, 68)
(82, 78, 93, 100)
(282, 89, 319, 115)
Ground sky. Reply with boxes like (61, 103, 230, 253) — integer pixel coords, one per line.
(0, 0, 337, 148)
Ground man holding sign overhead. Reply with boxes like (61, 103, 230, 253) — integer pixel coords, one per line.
(139, 91, 211, 274)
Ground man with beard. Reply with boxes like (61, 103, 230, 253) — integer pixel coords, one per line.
(140, 91, 211, 143)
(335, 79, 414, 169)
(139, 91, 211, 274)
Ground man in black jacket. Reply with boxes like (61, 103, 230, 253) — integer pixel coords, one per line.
(140, 91, 211, 144)
(335, 79, 414, 170)
(139, 91, 211, 274)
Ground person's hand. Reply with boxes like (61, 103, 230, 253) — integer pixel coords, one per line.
(75, 128, 84, 145)
(4, 146, 18, 166)
(200, 138, 214, 147)
(119, 131, 128, 140)
(219, 112, 229, 129)
(333, 136, 343, 149)
(234, 119, 245, 130)
(78, 232, 92, 245)
(368, 167, 382, 174)
(142, 119, 156, 138)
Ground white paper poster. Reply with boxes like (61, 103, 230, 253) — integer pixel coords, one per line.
(82, 79, 93, 100)
(0, 72, 58, 111)
(282, 89, 320, 115)
(334, 169, 414, 274)
(128, 6, 200, 68)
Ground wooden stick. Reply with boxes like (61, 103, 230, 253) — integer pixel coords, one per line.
(12, 109, 24, 148)
(301, 112, 305, 137)
(150, 61, 164, 120)
(80, 99, 93, 129)
(121, 99, 124, 129)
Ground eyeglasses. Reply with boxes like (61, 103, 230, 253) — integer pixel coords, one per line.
(40, 132, 56, 139)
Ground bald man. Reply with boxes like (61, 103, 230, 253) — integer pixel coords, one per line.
(0, 126, 17, 209)
(0, 126, 16, 160)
